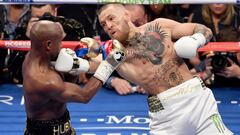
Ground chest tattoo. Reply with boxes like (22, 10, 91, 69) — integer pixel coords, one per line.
(127, 23, 167, 65)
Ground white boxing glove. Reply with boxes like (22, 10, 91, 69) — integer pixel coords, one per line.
(174, 33, 206, 59)
(55, 48, 90, 75)
(93, 40, 126, 84)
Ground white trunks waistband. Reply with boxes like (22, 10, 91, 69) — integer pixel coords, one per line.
(147, 77, 206, 113)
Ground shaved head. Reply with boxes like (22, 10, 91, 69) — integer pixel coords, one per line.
(30, 20, 65, 60)
(30, 20, 64, 42)
(30, 20, 65, 48)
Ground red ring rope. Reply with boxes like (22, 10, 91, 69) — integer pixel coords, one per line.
(198, 42, 240, 52)
(0, 40, 239, 52)
(0, 40, 86, 51)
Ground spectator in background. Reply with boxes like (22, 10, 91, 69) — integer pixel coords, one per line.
(177, 4, 201, 22)
(188, 4, 240, 86)
(0, 5, 3, 38)
(189, 4, 239, 41)
(209, 29, 240, 87)
(0, 5, 31, 84)
(26, 4, 59, 39)
(5, 5, 57, 84)
(147, 4, 183, 22)
(124, 4, 148, 27)
(27, 4, 86, 41)
(0, 5, 5, 83)
(215, 52, 240, 80)
(6, 4, 86, 84)
(2, 5, 30, 40)
(58, 4, 106, 40)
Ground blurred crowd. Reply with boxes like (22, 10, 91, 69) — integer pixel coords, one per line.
(0, 4, 239, 95)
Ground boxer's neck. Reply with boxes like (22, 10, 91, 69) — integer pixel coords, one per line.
(127, 23, 140, 41)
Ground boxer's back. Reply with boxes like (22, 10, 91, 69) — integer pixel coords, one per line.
(22, 53, 66, 120)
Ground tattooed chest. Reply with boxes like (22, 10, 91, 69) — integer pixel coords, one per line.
(127, 24, 169, 65)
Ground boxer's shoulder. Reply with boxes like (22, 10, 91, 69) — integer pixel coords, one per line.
(25, 69, 64, 93)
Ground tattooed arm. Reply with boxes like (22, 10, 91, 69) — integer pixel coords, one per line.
(146, 18, 213, 59)
(172, 23, 213, 58)
(193, 24, 213, 43)
(154, 18, 213, 41)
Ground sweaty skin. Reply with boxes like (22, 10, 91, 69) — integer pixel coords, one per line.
(98, 4, 212, 95)
(22, 21, 102, 120)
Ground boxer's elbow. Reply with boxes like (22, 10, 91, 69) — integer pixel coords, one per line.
(81, 95, 92, 103)
(79, 92, 95, 103)
(75, 80, 101, 103)
(206, 28, 213, 42)
(193, 24, 213, 43)
(80, 87, 100, 103)
(70, 93, 92, 103)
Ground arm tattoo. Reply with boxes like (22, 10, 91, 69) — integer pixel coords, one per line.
(126, 23, 168, 65)
(194, 24, 213, 43)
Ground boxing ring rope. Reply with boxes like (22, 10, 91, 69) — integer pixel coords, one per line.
(0, 40, 86, 51)
(0, 0, 239, 4)
(0, 40, 239, 52)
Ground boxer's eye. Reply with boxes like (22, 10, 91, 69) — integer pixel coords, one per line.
(101, 23, 106, 28)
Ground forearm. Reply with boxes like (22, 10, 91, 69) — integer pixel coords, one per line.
(80, 77, 103, 102)
(193, 24, 213, 43)
(88, 59, 100, 73)
(63, 77, 102, 103)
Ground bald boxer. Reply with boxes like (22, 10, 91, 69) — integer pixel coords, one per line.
(95, 4, 233, 135)
(22, 20, 125, 135)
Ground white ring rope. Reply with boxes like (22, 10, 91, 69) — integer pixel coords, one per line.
(0, 0, 239, 4)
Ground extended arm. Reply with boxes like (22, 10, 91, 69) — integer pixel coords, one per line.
(52, 76, 103, 103)
(52, 40, 126, 102)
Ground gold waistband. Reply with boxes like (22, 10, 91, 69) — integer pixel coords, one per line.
(147, 95, 164, 113)
(147, 77, 206, 113)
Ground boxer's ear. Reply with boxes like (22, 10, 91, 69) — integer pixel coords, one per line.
(46, 40, 52, 51)
(123, 10, 131, 22)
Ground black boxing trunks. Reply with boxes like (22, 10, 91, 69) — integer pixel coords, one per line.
(24, 109, 76, 135)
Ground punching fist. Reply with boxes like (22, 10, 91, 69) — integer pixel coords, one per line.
(79, 37, 101, 58)
(174, 33, 206, 58)
(105, 40, 126, 67)
(55, 48, 90, 75)
(94, 40, 126, 84)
